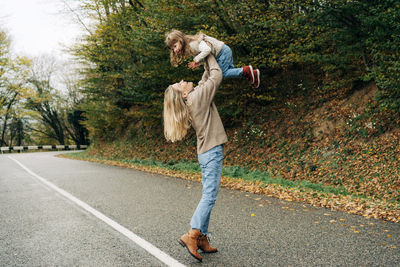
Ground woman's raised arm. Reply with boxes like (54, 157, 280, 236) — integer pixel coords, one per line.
(195, 55, 222, 104)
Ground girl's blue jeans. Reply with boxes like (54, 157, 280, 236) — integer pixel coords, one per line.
(190, 144, 223, 235)
(216, 45, 243, 78)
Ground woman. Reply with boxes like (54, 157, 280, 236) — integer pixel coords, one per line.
(163, 54, 227, 262)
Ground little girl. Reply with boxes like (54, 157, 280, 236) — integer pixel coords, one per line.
(165, 30, 260, 88)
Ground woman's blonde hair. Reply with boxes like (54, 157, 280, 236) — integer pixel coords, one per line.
(163, 85, 191, 142)
(165, 30, 203, 67)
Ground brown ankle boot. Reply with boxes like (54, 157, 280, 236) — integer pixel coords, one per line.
(178, 229, 202, 262)
(198, 234, 218, 253)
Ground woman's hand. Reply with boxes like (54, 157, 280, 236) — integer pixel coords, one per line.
(188, 61, 200, 69)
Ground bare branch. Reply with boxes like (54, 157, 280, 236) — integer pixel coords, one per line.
(60, 0, 93, 36)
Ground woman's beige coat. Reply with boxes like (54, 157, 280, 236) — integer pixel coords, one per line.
(187, 55, 228, 154)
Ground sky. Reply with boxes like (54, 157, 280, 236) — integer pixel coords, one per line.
(0, 0, 84, 59)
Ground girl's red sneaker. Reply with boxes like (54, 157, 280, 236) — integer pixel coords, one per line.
(242, 65, 254, 84)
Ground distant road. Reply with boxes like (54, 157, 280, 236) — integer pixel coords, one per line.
(1, 152, 399, 266)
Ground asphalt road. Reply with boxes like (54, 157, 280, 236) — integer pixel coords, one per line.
(1, 152, 399, 266)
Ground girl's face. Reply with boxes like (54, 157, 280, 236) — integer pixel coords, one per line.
(172, 41, 183, 55)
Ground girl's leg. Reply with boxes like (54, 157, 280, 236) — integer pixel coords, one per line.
(190, 145, 223, 235)
(217, 45, 243, 78)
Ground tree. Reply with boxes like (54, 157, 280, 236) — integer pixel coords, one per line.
(0, 29, 32, 146)
(60, 62, 89, 145)
(8, 117, 24, 146)
(26, 55, 68, 145)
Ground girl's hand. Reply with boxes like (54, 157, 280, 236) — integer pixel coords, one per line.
(188, 61, 200, 69)
(198, 33, 205, 41)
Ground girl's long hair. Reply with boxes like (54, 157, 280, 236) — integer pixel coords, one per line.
(165, 30, 202, 67)
(163, 85, 191, 142)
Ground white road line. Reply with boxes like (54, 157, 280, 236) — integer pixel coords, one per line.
(8, 156, 186, 267)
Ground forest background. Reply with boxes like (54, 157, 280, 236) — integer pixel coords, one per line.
(1, 0, 400, 222)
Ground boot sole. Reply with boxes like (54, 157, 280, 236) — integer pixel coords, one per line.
(178, 239, 203, 262)
(199, 248, 218, 253)
(254, 69, 260, 88)
(249, 65, 254, 84)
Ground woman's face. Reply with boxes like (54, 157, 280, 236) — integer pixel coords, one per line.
(172, 41, 183, 55)
(172, 80, 193, 98)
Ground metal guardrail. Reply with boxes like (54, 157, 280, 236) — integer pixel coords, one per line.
(1, 145, 88, 154)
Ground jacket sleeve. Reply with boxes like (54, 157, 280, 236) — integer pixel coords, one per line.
(196, 55, 222, 104)
(197, 63, 209, 86)
(193, 41, 212, 63)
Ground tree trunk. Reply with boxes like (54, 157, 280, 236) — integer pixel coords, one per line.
(1, 92, 18, 146)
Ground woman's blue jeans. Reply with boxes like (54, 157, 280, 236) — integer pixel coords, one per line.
(190, 145, 223, 235)
(216, 45, 243, 78)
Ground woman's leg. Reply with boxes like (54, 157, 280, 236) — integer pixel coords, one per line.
(217, 45, 243, 78)
(190, 145, 223, 235)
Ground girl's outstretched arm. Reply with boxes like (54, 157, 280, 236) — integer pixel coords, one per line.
(193, 41, 212, 63)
